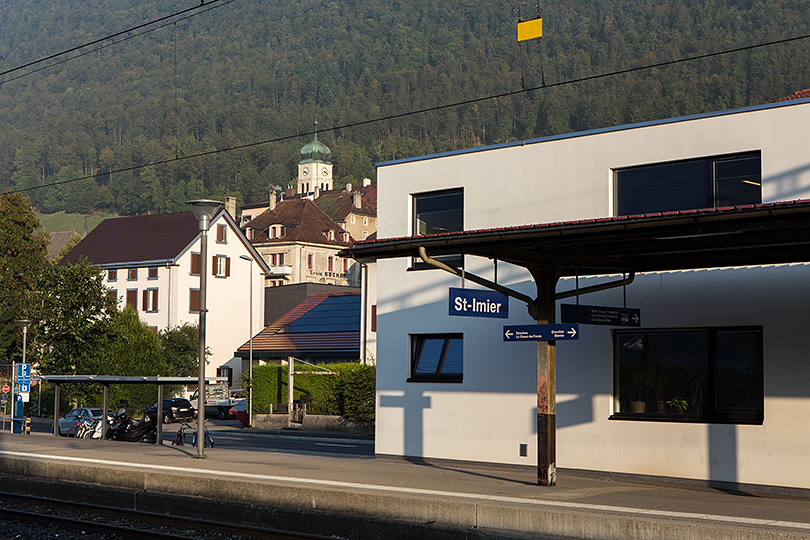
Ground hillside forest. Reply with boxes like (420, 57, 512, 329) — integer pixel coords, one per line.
(1, 0, 809, 217)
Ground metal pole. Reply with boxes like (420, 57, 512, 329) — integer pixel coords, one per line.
(240, 254, 254, 428)
(197, 219, 209, 458)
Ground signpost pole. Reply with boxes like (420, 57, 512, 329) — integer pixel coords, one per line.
(532, 267, 559, 486)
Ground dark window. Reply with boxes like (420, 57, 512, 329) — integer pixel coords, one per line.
(613, 327, 763, 424)
(615, 153, 761, 216)
(216, 224, 227, 243)
(412, 188, 463, 269)
(126, 289, 138, 311)
(127, 268, 138, 281)
(108, 269, 117, 282)
(408, 334, 463, 383)
(148, 267, 158, 280)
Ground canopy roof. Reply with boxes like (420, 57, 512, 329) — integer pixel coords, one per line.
(341, 200, 810, 276)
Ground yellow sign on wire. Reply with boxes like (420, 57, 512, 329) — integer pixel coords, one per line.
(517, 17, 543, 42)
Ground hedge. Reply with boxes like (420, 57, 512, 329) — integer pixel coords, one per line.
(249, 362, 375, 424)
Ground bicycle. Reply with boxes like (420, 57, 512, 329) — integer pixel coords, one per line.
(172, 422, 192, 446)
(191, 421, 214, 448)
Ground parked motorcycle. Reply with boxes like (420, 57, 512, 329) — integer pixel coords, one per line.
(105, 408, 157, 443)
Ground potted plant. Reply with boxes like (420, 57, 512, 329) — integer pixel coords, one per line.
(666, 397, 688, 414)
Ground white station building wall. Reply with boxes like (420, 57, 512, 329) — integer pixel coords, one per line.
(373, 99, 810, 489)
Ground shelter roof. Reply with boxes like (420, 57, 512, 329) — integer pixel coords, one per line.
(236, 292, 360, 359)
(341, 200, 810, 277)
(39, 376, 226, 385)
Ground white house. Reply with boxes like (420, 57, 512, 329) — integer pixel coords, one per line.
(61, 209, 269, 385)
(344, 95, 810, 492)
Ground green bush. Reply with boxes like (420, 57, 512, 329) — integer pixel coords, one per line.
(251, 362, 375, 423)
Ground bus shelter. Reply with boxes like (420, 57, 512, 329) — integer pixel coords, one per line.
(39, 375, 226, 443)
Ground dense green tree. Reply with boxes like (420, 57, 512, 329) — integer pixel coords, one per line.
(0, 192, 49, 364)
(160, 324, 201, 377)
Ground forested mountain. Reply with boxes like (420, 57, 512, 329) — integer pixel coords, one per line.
(1, 0, 809, 216)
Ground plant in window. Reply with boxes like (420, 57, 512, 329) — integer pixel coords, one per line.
(666, 397, 688, 413)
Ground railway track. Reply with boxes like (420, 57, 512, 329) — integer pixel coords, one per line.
(0, 491, 336, 540)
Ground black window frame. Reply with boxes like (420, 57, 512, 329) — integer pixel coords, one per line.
(411, 188, 464, 270)
(408, 333, 464, 383)
(612, 326, 763, 425)
(614, 152, 761, 216)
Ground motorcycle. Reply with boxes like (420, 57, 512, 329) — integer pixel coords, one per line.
(105, 408, 158, 443)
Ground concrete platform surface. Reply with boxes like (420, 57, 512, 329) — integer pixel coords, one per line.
(0, 427, 808, 540)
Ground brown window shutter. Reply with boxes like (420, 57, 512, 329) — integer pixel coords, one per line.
(152, 289, 159, 311)
(212, 256, 218, 275)
(190, 289, 200, 313)
(191, 253, 200, 275)
(127, 290, 138, 311)
(142, 290, 148, 311)
(225, 257, 231, 277)
(371, 305, 377, 332)
(217, 224, 226, 242)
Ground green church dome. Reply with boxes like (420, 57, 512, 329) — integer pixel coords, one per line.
(299, 133, 332, 164)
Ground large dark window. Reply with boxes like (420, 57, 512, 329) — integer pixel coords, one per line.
(613, 327, 763, 424)
(412, 188, 463, 269)
(615, 153, 761, 216)
(408, 334, 463, 383)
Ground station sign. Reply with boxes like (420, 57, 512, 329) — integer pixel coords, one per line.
(561, 304, 641, 327)
(449, 288, 509, 319)
(503, 323, 579, 342)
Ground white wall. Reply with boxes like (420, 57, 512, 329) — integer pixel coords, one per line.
(374, 100, 810, 488)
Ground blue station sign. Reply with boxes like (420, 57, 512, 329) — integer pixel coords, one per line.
(449, 288, 509, 319)
(560, 304, 641, 327)
(503, 323, 580, 342)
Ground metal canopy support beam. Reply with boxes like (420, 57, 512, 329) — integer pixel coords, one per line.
(102, 385, 109, 440)
(531, 266, 560, 486)
(53, 385, 60, 437)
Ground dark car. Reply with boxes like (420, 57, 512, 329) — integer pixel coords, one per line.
(146, 398, 195, 424)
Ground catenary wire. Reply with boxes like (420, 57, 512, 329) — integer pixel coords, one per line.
(0, 0, 236, 88)
(10, 31, 810, 195)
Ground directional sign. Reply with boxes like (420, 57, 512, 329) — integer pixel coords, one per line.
(561, 304, 641, 327)
(503, 323, 580, 342)
(449, 288, 509, 319)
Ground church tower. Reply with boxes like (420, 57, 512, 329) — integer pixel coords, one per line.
(297, 124, 333, 197)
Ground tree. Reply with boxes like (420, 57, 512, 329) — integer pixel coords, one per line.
(160, 323, 201, 377)
(0, 192, 49, 363)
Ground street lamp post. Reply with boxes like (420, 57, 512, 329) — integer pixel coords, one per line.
(239, 254, 254, 428)
(15, 320, 31, 433)
(186, 199, 222, 459)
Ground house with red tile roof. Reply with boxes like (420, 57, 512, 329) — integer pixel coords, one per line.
(61, 209, 270, 386)
(243, 197, 359, 288)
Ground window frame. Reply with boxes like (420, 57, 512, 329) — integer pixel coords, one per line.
(147, 267, 158, 280)
(213, 255, 231, 278)
(411, 188, 464, 270)
(614, 152, 761, 216)
(612, 326, 763, 425)
(142, 288, 159, 313)
(189, 288, 201, 313)
(216, 224, 227, 244)
(107, 269, 117, 282)
(127, 268, 138, 281)
(126, 289, 138, 311)
(407, 333, 464, 383)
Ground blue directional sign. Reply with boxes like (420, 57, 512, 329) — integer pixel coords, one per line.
(449, 288, 509, 319)
(503, 323, 580, 342)
(561, 304, 641, 327)
(16, 364, 31, 384)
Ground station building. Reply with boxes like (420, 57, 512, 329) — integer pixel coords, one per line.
(344, 96, 810, 491)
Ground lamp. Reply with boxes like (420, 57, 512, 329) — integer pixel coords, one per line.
(186, 199, 222, 458)
(239, 254, 254, 428)
(15, 320, 31, 433)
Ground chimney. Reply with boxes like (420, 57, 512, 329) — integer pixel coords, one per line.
(225, 196, 237, 218)
(269, 190, 277, 211)
(363, 177, 371, 187)
(286, 187, 294, 198)
(353, 191, 362, 209)
(346, 183, 352, 192)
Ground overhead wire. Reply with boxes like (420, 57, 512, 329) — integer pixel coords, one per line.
(8, 28, 810, 195)
(0, 0, 235, 88)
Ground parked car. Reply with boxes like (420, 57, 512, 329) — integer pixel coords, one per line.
(146, 398, 195, 424)
(57, 407, 104, 437)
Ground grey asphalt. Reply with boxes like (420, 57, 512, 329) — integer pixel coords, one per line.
(0, 419, 808, 540)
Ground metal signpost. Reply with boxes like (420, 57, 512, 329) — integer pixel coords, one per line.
(449, 287, 509, 318)
(503, 323, 580, 342)
(560, 304, 641, 327)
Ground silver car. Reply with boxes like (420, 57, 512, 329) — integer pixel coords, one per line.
(58, 407, 104, 436)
